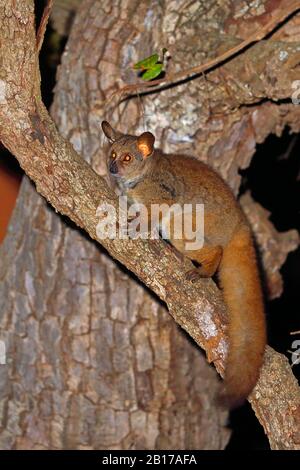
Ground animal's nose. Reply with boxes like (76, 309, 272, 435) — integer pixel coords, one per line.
(109, 160, 118, 174)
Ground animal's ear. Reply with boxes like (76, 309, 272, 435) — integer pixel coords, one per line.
(137, 132, 155, 159)
(101, 121, 123, 143)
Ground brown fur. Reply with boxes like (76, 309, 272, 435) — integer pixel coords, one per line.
(102, 121, 267, 407)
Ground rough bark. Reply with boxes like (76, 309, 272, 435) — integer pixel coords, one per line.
(0, 0, 299, 450)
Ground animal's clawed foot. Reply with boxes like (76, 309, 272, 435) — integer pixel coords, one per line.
(185, 268, 202, 283)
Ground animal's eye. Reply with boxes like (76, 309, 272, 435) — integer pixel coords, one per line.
(123, 154, 132, 163)
(111, 152, 117, 159)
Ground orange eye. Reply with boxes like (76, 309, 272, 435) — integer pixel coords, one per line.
(111, 152, 117, 159)
(123, 154, 132, 163)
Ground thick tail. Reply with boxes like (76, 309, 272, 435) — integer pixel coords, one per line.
(218, 225, 266, 408)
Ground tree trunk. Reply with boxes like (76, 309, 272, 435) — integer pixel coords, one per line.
(0, 0, 299, 449)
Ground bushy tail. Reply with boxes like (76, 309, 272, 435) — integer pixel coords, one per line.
(219, 226, 266, 408)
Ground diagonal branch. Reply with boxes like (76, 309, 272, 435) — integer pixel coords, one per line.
(0, 0, 299, 449)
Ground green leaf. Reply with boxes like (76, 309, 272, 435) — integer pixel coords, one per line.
(141, 64, 163, 81)
(133, 54, 159, 70)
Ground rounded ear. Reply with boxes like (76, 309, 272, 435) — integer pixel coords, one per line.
(101, 121, 123, 143)
(137, 132, 155, 159)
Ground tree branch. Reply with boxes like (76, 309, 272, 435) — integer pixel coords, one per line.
(0, 0, 299, 449)
(109, 1, 300, 101)
(36, 0, 54, 53)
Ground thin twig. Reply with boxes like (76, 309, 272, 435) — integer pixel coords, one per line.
(109, 1, 300, 101)
(36, 0, 54, 53)
(1, 0, 300, 450)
